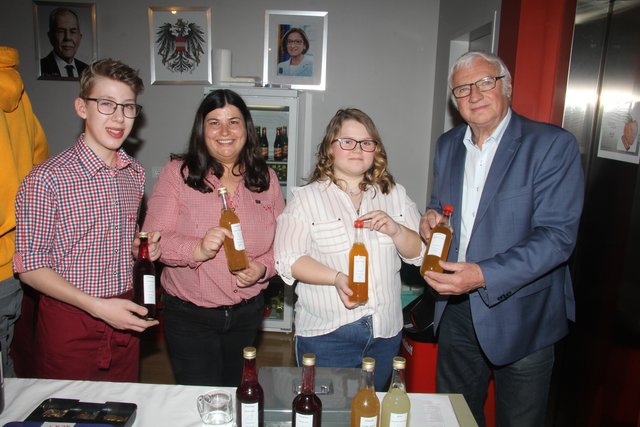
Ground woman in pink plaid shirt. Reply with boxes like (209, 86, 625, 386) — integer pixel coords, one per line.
(143, 89, 285, 387)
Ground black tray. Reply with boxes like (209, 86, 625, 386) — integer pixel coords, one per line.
(21, 398, 136, 426)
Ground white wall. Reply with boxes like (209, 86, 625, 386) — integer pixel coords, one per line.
(1, 0, 439, 208)
(428, 0, 502, 200)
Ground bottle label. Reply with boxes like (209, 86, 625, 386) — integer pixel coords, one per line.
(389, 412, 408, 426)
(353, 255, 367, 282)
(295, 412, 315, 427)
(241, 402, 259, 427)
(142, 275, 156, 304)
(358, 415, 378, 427)
(427, 232, 446, 257)
(230, 223, 246, 251)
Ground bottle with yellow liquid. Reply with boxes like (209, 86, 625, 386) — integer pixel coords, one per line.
(218, 187, 249, 271)
(351, 357, 379, 427)
(348, 219, 368, 303)
(420, 204, 454, 275)
(380, 357, 410, 427)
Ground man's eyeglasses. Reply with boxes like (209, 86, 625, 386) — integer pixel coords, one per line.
(451, 76, 505, 99)
(286, 39, 304, 45)
(332, 138, 378, 152)
(83, 97, 142, 118)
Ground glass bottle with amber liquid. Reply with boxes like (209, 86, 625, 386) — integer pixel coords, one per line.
(236, 346, 264, 427)
(273, 127, 284, 161)
(133, 231, 156, 320)
(420, 204, 454, 275)
(351, 357, 379, 427)
(218, 187, 249, 271)
(381, 357, 410, 427)
(349, 219, 368, 303)
(292, 353, 322, 427)
(260, 127, 269, 159)
(282, 125, 289, 161)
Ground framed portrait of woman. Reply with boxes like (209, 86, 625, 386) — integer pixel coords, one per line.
(33, 1, 97, 81)
(263, 10, 327, 91)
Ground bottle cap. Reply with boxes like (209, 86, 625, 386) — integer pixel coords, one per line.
(137, 231, 148, 239)
(443, 204, 454, 214)
(302, 353, 316, 366)
(392, 356, 406, 369)
(354, 219, 365, 228)
(362, 357, 375, 371)
(218, 186, 228, 195)
(243, 346, 257, 359)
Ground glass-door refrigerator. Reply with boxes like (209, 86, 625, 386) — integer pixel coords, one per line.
(204, 86, 308, 333)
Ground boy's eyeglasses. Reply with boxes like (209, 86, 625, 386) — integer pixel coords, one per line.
(332, 138, 378, 152)
(83, 97, 142, 118)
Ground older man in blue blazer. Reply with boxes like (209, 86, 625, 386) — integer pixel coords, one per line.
(420, 51, 584, 427)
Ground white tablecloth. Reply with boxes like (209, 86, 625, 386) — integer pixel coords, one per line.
(0, 378, 476, 426)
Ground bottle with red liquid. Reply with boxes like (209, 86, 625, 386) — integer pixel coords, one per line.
(292, 353, 322, 426)
(133, 231, 156, 320)
(420, 204, 454, 275)
(236, 346, 264, 427)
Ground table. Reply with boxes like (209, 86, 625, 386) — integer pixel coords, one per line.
(0, 378, 477, 426)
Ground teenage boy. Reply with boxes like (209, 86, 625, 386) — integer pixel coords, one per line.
(13, 58, 160, 382)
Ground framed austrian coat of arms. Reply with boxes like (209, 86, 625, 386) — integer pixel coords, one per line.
(148, 6, 212, 85)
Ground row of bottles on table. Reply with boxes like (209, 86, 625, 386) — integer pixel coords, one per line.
(235, 348, 409, 427)
(351, 356, 410, 427)
(236, 348, 323, 427)
(257, 126, 288, 161)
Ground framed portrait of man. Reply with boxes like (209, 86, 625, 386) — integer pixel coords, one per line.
(263, 10, 327, 91)
(33, 1, 97, 81)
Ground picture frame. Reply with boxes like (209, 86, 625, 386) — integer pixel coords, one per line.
(596, 100, 640, 164)
(33, 1, 97, 81)
(148, 6, 212, 85)
(263, 10, 328, 91)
